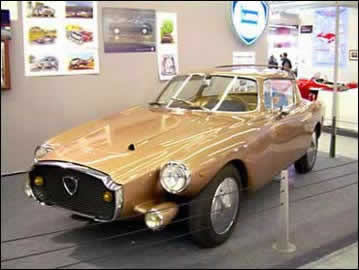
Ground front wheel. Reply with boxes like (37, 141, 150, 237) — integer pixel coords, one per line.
(189, 165, 242, 248)
(295, 131, 318, 174)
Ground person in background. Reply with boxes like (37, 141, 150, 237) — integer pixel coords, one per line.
(281, 52, 292, 70)
(268, 55, 278, 68)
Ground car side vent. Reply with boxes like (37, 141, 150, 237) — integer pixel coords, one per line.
(128, 144, 136, 151)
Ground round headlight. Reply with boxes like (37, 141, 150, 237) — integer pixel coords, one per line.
(34, 144, 54, 161)
(160, 161, 191, 194)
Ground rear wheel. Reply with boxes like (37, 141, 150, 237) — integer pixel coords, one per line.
(295, 131, 318, 174)
(189, 165, 242, 248)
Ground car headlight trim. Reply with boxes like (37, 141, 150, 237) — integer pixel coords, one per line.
(160, 161, 191, 194)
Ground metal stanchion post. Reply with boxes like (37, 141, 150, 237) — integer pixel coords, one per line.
(330, 1, 340, 158)
(273, 169, 296, 253)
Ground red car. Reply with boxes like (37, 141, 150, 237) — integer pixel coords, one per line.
(316, 32, 336, 43)
(68, 30, 93, 45)
(297, 76, 358, 101)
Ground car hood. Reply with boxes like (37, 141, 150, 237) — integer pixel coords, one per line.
(42, 106, 237, 183)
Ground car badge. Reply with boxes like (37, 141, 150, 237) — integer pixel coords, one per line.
(62, 176, 79, 196)
(229, 1, 270, 46)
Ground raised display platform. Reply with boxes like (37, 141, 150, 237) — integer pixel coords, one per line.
(1, 153, 358, 269)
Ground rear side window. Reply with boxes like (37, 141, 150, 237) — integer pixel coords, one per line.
(264, 79, 295, 110)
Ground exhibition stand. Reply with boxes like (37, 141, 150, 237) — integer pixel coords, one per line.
(1, 1, 357, 269)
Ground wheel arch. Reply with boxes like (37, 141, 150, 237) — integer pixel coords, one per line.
(315, 121, 322, 139)
(228, 159, 249, 191)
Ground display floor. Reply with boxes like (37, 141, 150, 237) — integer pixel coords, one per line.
(1, 153, 358, 269)
(299, 242, 358, 269)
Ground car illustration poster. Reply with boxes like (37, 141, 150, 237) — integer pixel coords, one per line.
(1, 41, 11, 89)
(313, 7, 348, 67)
(103, 7, 156, 53)
(23, 1, 99, 77)
(156, 12, 178, 81)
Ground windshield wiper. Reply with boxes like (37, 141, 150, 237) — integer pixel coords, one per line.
(149, 102, 167, 106)
(170, 98, 211, 112)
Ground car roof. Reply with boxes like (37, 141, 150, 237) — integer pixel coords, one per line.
(181, 65, 295, 80)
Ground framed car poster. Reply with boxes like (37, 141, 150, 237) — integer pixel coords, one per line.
(156, 12, 178, 81)
(22, 1, 100, 77)
(103, 7, 156, 53)
(349, 50, 358, 61)
(1, 40, 11, 90)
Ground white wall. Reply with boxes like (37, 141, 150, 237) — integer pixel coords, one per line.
(298, 8, 358, 82)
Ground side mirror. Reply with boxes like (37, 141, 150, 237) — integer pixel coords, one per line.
(273, 106, 289, 119)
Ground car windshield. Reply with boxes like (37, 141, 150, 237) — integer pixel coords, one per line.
(153, 74, 258, 112)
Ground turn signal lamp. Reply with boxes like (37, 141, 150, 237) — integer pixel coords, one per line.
(103, 191, 113, 203)
(34, 176, 44, 186)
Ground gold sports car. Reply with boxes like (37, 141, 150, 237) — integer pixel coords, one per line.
(25, 65, 324, 247)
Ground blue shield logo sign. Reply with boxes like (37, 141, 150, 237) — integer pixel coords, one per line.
(230, 1, 269, 46)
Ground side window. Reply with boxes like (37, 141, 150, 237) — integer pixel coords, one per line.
(264, 79, 295, 110)
(217, 78, 258, 112)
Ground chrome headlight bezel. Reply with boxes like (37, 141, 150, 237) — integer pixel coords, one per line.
(160, 161, 191, 194)
(34, 144, 54, 162)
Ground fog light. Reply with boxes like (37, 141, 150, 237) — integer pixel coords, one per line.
(34, 176, 44, 186)
(145, 210, 164, 231)
(103, 191, 113, 203)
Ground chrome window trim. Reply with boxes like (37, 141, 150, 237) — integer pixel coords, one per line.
(213, 76, 259, 113)
(211, 75, 237, 111)
(31, 160, 123, 222)
(162, 74, 260, 114)
(166, 73, 205, 109)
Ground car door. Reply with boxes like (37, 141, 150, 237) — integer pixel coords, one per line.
(264, 79, 311, 175)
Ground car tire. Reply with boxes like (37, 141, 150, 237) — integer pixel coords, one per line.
(189, 164, 242, 248)
(295, 131, 318, 174)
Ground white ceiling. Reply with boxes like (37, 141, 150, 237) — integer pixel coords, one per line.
(269, 1, 358, 15)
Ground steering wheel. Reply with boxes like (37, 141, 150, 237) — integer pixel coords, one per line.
(226, 95, 249, 111)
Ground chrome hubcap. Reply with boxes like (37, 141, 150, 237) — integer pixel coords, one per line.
(307, 132, 318, 167)
(210, 177, 239, 235)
